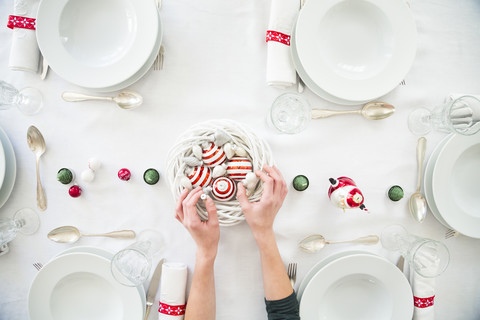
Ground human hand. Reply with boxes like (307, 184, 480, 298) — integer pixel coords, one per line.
(237, 165, 288, 240)
(175, 187, 220, 260)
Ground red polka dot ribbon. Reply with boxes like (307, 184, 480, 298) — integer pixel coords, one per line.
(414, 295, 435, 308)
(159, 302, 186, 316)
(266, 30, 290, 46)
(7, 15, 36, 30)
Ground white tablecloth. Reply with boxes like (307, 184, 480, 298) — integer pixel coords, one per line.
(0, 0, 479, 319)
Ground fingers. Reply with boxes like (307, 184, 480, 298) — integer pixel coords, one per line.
(204, 197, 219, 225)
(175, 188, 190, 222)
(236, 182, 251, 210)
(255, 169, 273, 196)
(262, 165, 287, 198)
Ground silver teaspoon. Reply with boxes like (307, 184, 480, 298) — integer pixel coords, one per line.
(27, 126, 47, 211)
(47, 226, 136, 243)
(62, 90, 143, 110)
(409, 137, 428, 223)
(299, 234, 379, 253)
(311, 102, 395, 120)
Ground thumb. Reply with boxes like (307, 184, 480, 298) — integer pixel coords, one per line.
(236, 182, 250, 209)
(204, 197, 219, 222)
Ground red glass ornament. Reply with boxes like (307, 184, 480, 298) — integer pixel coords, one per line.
(118, 168, 131, 181)
(69, 185, 82, 198)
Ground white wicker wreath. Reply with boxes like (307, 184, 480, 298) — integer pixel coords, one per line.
(166, 119, 274, 226)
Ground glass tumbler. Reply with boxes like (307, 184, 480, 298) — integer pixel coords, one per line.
(408, 95, 480, 136)
(111, 230, 165, 287)
(0, 208, 40, 256)
(269, 93, 311, 134)
(381, 225, 450, 278)
(0, 80, 43, 115)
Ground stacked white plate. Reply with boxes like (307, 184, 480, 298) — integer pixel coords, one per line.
(0, 126, 16, 209)
(293, 0, 417, 105)
(298, 251, 413, 320)
(28, 246, 146, 320)
(424, 133, 480, 238)
(36, 0, 162, 92)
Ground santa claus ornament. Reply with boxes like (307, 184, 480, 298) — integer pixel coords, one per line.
(328, 177, 368, 212)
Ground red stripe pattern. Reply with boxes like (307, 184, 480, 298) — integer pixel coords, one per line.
(158, 302, 186, 316)
(226, 157, 253, 181)
(7, 15, 36, 30)
(414, 295, 435, 308)
(187, 166, 212, 188)
(202, 142, 227, 167)
(212, 177, 236, 201)
(266, 30, 290, 46)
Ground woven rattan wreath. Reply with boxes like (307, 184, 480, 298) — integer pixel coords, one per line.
(166, 119, 274, 226)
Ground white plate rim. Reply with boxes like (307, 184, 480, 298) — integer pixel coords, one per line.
(299, 253, 413, 320)
(0, 126, 16, 209)
(295, 0, 417, 101)
(28, 252, 144, 320)
(0, 136, 5, 190)
(36, 0, 159, 89)
(431, 133, 480, 238)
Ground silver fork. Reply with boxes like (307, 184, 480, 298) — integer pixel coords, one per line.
(445, 228, 460, 239)
(33, 262, 43, 271)
(153, 0, 165, 71)
(287, 263, 297, 288)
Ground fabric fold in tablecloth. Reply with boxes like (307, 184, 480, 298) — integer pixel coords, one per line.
(158, 262, 188, 320)
(265, 0, 298, 88)
(8, 0, 41, 72)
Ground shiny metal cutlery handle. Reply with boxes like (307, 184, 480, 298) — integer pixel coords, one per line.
(36, 156, 47, 211)
(62, 92, 113, 103)
(415, 137, 427, 192)
(311, 108, 360, 119)
(326, 235, 379, 245)
(83, 230, 136, 239)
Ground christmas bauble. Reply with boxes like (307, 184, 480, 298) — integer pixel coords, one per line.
(328, 177, 367, 211)
(186, 166, 213, 188)
(211, 177, 236, 201)
(81, 168, 95, 182)
(293, 175, 309, 191)
(118, 168, 131, 181)
(144, 168, 160, 185)
(69, 185, 82, 198)
(57, 168, 74, 185)
(226, 157, 253, 181)
(202, 142, 227, 167)
(88, 157, 101, 171)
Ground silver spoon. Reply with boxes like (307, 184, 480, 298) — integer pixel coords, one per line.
(409, 137, 427, 223)
(299, 234, 379, 253)
(311, 101, 395, 120)
(47, 226, 136, 243)
(61, 90, 143, 110)
(27, 126, 47, 211)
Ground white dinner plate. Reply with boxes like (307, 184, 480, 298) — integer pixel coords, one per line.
(295, 0, 417, 102)
(424, 134, 454, 229)
(297, 250, 374, 301)
(28, 252, 144, 320)
(291, 25, 371, 106)
(300, 254, 412, 320)
(54, 246, 146, 314)
(432, 134, 480, 238)
(0, 137, 5, 190)
(0, 126, 16, 209)
(36, 0, 159, 90)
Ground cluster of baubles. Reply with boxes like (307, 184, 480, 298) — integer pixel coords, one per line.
(179, 129, 259, 202)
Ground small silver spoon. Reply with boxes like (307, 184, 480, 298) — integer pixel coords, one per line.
(311, 101, 395, 120)
(299, 234, 379, 253)
(62, 90, 143, 110)
(47, 226, 136, 243)
(409, 137, 427, 223)
(26, 126, 47, 211)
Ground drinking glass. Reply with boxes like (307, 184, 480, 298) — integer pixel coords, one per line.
(0, 208, 40, 256)
(111, 230, 165, 287)
(0, 80, 43, 115)
(408, 95, 480, 136)
(269, 93, 311, 134)
(381, 225, 450, 278)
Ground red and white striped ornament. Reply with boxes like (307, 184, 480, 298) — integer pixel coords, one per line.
(186, 166, 213, 188)
(211, 177, 236, 201)
(226, 157, 253, 181)
(202, 142, 227, 167)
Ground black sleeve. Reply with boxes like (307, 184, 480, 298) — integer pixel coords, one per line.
(264, 290, 301, 320)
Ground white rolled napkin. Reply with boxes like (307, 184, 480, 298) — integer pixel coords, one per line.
(158, 263, 188, 320)
(410, 263, 438, 320)
(266, 0, 298, 88)
(9, 0, 41, 72)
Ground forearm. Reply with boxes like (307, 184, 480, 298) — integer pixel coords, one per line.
(185, 252, 216, 320)
(255, 229, 294, 301)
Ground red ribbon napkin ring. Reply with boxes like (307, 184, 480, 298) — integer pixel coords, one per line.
(266, 30, 290, 46)
(159, 302, 187, 316)
(7, 15, 36, 30)
(414, 295, 435, 308)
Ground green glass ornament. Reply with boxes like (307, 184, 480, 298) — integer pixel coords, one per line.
(388, 185, 404, 201)
(293, 175, 309, 191)
(57, 168, 74, 184)
(143, 168, 160, 185)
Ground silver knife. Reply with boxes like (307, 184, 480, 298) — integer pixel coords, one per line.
(40, 56, 49, 80)
(397, 256, 405, 272)
(144, 258, 165, 320)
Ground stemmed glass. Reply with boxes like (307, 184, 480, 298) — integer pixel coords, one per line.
(381, 225, 450, 278)
(111, 230, 165, 287)
(408, 95, 480, 135)
(0, 80, 43, 115)
(0, 208, 40, 256)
